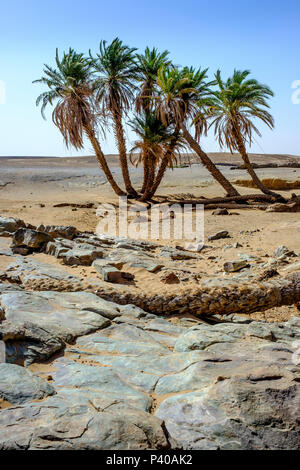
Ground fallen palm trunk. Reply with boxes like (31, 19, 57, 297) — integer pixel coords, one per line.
(94, 272, 300, 317)
(154, 193, 284, 206)
(265, 196, 300, 213)
(203, 203, 268, 210)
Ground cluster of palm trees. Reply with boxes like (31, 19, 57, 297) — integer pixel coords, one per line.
(34, 38, 281, 201)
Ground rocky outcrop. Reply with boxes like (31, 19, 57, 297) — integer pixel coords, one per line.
(0, 304, 299, 449)
(0, 219, 300, 450)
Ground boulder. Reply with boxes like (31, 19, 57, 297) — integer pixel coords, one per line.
(12, 228, 53, 250)
(0, 216, 25, 237)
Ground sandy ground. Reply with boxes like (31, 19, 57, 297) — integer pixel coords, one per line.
(0, 152, 299, 322)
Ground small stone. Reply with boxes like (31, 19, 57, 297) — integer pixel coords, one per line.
(159, 272, 180, 284)
(232, 242, 243, 248)
(223, 260, 249, 272)
(101, 266, 135, 283)
(212, 208, 229, 215)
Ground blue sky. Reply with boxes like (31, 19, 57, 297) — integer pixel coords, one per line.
(0, 0, 299, 157)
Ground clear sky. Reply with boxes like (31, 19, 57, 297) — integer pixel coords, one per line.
(1, 0, 299, 157)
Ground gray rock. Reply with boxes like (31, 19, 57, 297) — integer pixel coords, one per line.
(93, 260, 134, 282)
(174, 323, 246, 352)
(129, 261, 164, 273)
(0, 283, 23, 293)
(0, 394, 175, 450)
(62, 247, 104, 266)
(4, 257, 81, 286)
(0, 320, 66, 365)
(37, 224, 77, 239)
(0, 237, 13, 256)
(107, 248, 155, 269)
(0, 363, 55, 404)
(274, 245, 297, 258)
(45, 240, 71, 258)
(156, 367, 300, 450)
(0, 291, 122, 363)
(160, 247, 199, 261)
(52, 359, 151, 411)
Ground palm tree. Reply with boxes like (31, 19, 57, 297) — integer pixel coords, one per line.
(207, 69, 282, 198)
(33, 48, 125, 196)
(156, 66, 240, 197)
(90, 38, 138, 196)
(135, 47, 171, 192)
(129, 112, 185, 200)
(136, 47, 171, 114)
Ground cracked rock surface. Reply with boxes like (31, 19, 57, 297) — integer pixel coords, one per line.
(0, 222, 299, 449)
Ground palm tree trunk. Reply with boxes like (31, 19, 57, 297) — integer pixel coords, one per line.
(140, 155, 156, 201)
(84, 124, 125, 196)
(141, 155, 150, 193)
(181, 124, 240, 197)
(93, 272, 300, 317)
(146, 128, 180, 199)
(112, 109, 137, 196)
(149, 157, 169, 196)
(232, 125, 284, 201)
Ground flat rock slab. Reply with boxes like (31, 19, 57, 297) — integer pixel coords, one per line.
(0, 291, 123, 363)
(0, 363, 55, 404)
(0, 394, 174, 450)
(52, 358, 151, 411)
(4, 258, 81, 287)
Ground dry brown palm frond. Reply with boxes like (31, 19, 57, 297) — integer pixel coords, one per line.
(52, 85, 100, 150)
